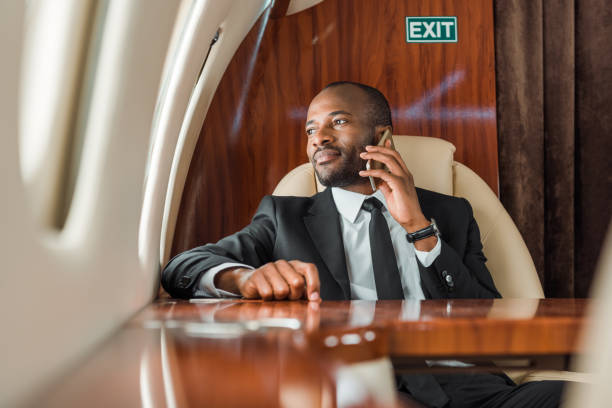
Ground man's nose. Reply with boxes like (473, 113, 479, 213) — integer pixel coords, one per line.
(311, 128, 334, 147)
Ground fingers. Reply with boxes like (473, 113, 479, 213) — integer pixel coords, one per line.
(368, 141, 406, 166)
(239, 261, 319, 301)
(363, 144, 411, 174)
(377, 181, 392, 196)
(360, 150, 404, 175)
(289, 260, 321, 301)
(359, 168, 400, 186)
(263, 266, 292, 300)
(241, 270, 273, 299)
(275, 260, 306, 300)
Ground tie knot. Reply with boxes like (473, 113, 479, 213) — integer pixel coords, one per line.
(362, 197, 383, 213)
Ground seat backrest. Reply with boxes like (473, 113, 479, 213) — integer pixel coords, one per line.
(272, 135, 544, 298)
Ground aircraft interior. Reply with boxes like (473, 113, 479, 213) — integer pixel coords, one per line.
(1, 0, 611, 407)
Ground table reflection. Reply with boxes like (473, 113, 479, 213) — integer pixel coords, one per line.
(135, 298, 568, 331)
(36, 299, 586, 407)
(133, 298, 586, 360)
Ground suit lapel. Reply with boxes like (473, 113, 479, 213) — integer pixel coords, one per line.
(415, 188, 444, 299)
(303, 188, 351, 299)
(416, 188, 433, 220)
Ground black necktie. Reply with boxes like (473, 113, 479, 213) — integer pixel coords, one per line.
(361, 197, 404, 300)
(362, 199, 447, 406)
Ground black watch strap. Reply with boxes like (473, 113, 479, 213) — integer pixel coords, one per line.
(405, 218, 440, 243)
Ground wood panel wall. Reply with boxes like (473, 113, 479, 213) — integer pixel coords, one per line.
(171, 0, 497, 257)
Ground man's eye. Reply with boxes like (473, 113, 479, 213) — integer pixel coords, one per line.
(333, 118, 347, 126)
(306, 128, 315, 136)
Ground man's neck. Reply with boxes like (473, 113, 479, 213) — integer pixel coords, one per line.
(339, 180, 378, 195)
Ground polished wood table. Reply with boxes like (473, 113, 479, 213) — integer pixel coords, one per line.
(34, 299, 587, 407)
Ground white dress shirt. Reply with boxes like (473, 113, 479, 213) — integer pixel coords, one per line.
(197, 187, 440, 299)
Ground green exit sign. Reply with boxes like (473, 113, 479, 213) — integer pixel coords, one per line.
(405, 16, 458, 43)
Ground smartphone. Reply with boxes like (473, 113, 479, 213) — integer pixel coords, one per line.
(365, 129, 395, 191)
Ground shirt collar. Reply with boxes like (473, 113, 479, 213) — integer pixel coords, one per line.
(331, 187, 388, 223)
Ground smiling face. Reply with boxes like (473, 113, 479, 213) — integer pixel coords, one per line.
(305, 85, 380, 189)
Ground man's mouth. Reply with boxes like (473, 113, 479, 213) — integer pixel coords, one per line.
(314, 149, 341, 165)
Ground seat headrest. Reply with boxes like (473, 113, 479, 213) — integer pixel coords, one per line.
(391, 135, 455, 195)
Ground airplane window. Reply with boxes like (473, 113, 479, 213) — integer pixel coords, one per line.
(18, 0, 97, 229)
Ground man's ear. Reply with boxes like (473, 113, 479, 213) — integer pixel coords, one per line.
(373, 125, 393, 144)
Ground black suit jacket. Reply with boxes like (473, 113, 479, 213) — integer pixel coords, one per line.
(162, 187, 500, 300)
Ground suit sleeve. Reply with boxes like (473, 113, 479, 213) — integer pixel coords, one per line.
(161, 196, 278, 299)
(418, 198, 501, 299)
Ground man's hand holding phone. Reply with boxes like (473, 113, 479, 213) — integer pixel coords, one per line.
(215, 260, 321, 301)
(359, 137, 437, 252)
(365, 129, 395, 191)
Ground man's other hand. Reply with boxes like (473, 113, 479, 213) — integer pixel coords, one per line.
(215, 260, 321, 301)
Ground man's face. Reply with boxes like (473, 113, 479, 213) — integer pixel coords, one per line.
(305, 86, 375, 188)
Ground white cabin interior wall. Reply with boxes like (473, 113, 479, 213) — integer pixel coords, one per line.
(0, 0, 180, 405)
(1, 0, 274, 403)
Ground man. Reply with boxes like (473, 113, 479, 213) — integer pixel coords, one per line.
(162, 82, 563, 407)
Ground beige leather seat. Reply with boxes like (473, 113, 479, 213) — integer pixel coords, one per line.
(273, 135, 544, 299)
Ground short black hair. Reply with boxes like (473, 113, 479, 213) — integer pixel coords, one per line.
(323, 81, 393, 128)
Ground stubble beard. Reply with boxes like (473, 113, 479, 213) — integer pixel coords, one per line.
(313, 130, 375, 188)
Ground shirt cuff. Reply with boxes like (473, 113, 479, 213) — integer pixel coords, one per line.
(197, 262, 254, 298)
(414, 237, 441, 267)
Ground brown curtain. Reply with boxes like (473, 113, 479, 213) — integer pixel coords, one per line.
(494, 0, 612, 297)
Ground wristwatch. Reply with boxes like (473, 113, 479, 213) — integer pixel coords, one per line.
(405, 218, 440, 243)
